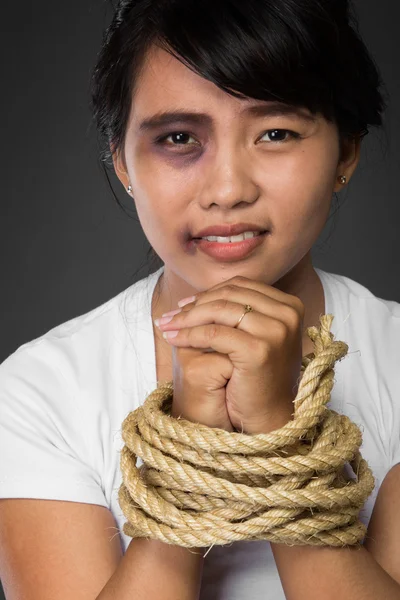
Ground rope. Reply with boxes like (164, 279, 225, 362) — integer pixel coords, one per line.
(118, 314, 375, 549)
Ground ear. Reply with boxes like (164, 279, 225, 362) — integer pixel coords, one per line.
(333, 134, 362, 192)
(111, 146, 130, 191)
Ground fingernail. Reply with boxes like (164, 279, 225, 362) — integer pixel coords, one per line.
(177, 295, 196, 307)
(163, 330, 179, 339)
(154, 315, 174, 327)
(161, 308, 182, 317)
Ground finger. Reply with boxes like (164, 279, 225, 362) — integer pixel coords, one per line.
(159, 298, 287, 343)
(201, 276, 305, 318)
(163, 322, 260, 369)
(181, 286, 302, 333)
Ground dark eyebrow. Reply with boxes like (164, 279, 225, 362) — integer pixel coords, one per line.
(137, 102, 317, 133)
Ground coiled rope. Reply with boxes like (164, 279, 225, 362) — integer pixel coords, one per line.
(118, 314, 375, 549)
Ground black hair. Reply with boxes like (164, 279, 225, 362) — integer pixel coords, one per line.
(89, 0, 389, 276)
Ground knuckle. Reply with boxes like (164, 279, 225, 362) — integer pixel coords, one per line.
(272, 319, 290, 340)
(292, 298, 306, 320)
(213, 299, 230, 311)
(206, 323, 220, 340)
(252, 338, 270, 363)
(284, 305, 303, 329)
(297, 299, 306, 319)
(219, 284, 236, 297)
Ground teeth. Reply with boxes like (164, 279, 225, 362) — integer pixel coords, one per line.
(201, 231, 261, 242)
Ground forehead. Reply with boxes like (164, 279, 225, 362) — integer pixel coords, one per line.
(131, 46, 320, 129)
(132, 45, 235, 112)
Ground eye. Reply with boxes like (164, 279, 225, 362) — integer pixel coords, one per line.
(259, 129, 301, 144)
(155, 132, 199, 148)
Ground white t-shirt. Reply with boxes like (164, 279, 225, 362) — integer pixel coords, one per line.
(1, 266, 399, 599)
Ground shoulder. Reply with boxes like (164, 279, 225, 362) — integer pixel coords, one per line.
(0, 267, 163, 406)
(0, 268, 163, 501)
(320, 269, 400, 454)
(319, 268, 400, 316)
(317, 268, 400, 419)
(317, 268, 400, 347)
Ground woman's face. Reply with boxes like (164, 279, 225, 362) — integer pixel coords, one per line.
(114, 45, 359, 294)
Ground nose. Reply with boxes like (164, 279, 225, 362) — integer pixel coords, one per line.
(198, 148, 260, 210)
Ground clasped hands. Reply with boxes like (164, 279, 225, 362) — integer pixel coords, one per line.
(154, 275, 306, 435)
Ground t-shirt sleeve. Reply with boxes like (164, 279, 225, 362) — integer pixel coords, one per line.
(0, 340, 108, 506)
(389, 396, 400, 471)
(387, 319, 400, 472)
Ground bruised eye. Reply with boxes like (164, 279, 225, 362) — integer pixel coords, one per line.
(155, 132, 199, 147)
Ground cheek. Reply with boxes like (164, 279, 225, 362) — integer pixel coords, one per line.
(127, 148, 183, 235)
(267, 143, 339, 232)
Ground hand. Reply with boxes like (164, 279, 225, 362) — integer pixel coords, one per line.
(162, 304, 235, 432)
(168, 340, 235, 432)
(155, 276, 305, 435)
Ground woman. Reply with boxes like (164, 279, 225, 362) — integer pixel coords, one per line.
(0, 0, 399, 598)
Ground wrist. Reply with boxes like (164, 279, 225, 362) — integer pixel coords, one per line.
(141, 537, 205, 558)
(238, 406, 294, 435)
(132, 538, 205, 572)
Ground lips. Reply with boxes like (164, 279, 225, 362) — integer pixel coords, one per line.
(192, 222, 267, 239)
(192, 231, 269, 261)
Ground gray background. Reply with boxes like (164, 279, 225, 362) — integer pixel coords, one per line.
(0, 0, 399, 597)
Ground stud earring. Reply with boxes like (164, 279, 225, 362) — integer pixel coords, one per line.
(127, 185, 132, 194)
(338, 175, 347, 185)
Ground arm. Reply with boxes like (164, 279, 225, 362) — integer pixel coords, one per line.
(270, 464, 400, 600)
(0, 498, 204, 600)
(97, 538, 204, 600)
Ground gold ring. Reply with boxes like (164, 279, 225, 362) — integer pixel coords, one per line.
(234, 304, 253, 329)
